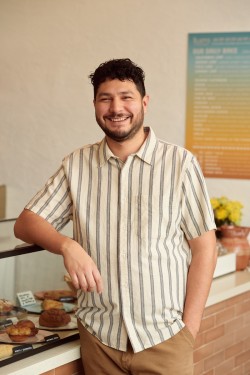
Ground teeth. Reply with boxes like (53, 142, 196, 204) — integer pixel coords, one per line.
(109, 117, 129, 122)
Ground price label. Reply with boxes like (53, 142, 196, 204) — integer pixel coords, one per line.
(17, 291, 36, 307)
(13, 344, 33, 355)
(45, 334, 60, 343)
(0, 319, 13, 329)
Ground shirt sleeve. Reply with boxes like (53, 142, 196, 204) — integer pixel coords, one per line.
(180, 156, 216, 240)
(25, 166, 73, 231)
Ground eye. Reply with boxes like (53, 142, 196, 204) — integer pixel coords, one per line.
(99, 97, 111, 102)
(122, 96, 133, 100)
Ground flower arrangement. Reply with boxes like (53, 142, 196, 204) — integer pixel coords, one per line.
(210, 196, 243, 227)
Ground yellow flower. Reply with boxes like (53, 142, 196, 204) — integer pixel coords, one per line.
(218, 196, 229, 206)
(210, 198, 220, 210)
(215, 207, 228, 221)
(228, 210, 241, 224)
(210, 196, 243, 226)
(224, 202, 234, 213)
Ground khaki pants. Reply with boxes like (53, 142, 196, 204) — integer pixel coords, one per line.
(77, 320, 194, 375)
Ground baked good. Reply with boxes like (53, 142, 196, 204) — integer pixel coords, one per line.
(64, 274, 77, 293)
(6, 319, 38, 342)
(39, 308, 71, 327)
(41, 299, 63, 310)
(0, 299, 13, 314)
(0, 344, 15, 359)
(43, 290, 76, 300)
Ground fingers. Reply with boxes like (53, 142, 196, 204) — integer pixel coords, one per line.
(69, 269, 103, 294)
(70, 273, 80, 290)
(84, 269, 103, 294)
(76, 272, 89, 293)
(92, 269, 104, 294)
(63, 244, 103, 294)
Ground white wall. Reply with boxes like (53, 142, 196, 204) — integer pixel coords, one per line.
(1, 0, 250, 225)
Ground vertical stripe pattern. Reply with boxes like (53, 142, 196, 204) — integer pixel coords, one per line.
(26, 127, 216, 353)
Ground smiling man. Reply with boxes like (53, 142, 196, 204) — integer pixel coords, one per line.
(14, 58, 217, 375)
(94, 79, 148, 144)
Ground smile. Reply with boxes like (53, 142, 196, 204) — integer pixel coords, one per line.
(106, 116, 131, 122)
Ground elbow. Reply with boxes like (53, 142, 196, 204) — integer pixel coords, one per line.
(13, 209, 28, 240)
(14, 219, 22, 239)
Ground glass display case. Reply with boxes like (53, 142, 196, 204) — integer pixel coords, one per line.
(0, 219, 79, 368)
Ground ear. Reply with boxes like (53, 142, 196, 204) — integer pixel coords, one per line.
(142, 95, 150, 113)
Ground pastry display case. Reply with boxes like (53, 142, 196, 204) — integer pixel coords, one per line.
(0, 219, 79, 368)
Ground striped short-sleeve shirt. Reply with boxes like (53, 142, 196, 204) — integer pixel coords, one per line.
(26, 127, 216, 353)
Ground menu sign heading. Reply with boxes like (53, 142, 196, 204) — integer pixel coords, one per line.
(185, 32, 250, 179)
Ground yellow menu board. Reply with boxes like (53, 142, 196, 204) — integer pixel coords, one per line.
(185, 32, 250, 179)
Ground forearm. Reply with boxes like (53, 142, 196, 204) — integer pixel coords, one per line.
(14, 209, 71, 255)
(183, 231, 217, 337)
(14, 209, 103, 293)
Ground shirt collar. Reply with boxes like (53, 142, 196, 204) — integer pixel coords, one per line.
(98, 127, 158, 167)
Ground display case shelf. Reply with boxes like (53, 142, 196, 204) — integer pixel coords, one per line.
(0, 219, 79, 369)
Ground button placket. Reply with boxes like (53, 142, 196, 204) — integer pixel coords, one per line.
(118, 159, 132, 303)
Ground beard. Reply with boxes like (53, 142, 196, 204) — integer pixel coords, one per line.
(96, 107, 145, 142)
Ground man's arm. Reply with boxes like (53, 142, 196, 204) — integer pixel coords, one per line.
(14, 209, 103, 294)
(183, 230, 217, 339)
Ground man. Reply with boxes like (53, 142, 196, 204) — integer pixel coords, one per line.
(14, 58, 217, 374)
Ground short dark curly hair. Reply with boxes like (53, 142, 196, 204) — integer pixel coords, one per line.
(89, 58, 146, 99)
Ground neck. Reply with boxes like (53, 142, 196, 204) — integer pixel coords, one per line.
(106, 127, 148, 162)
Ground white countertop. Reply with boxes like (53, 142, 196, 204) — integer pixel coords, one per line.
(206, 268, 250, 307)
(2, 339, 81, 375)
(2, 269, 250, 375)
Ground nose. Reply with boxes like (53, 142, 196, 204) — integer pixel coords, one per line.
(109, 97, 123, 114)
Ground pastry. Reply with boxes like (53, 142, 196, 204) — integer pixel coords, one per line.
(41, 299, 63, 310)
(43, 290, 76, 300)
(0, 299, 13, 314)
(64, 274, 77, 293)
(39, 308, 71, 328)
(6, 319, 38, 342)
(0, 344, 15, 359)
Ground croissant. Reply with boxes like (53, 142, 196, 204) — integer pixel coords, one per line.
(41, 299, 63, 310)
(6, 320, 38, 342)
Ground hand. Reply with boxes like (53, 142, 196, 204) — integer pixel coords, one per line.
(61, 238, 103, 294)
(185, 324, 198, 341)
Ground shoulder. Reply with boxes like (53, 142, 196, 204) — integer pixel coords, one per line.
(62, 142, 101, 164)
(157, 138, 196, 165)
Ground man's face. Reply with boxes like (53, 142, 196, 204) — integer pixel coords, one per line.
(94, 79, 149, 142)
